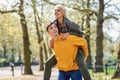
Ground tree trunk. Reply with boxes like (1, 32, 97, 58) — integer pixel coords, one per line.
(19, 0, 33, 75)
(31, 0, 44, 71)
(95, 0, 104, 72)
(11, 48, 15, 63)
(85, 0, 92, 69)
(3, 44, 7, 58)
(112, 49, 120, 79)
(39, 44, 44, 70)
(38, 8, 44, 70)
(43, 42, 48, 60)
(18, 52, 22, 63)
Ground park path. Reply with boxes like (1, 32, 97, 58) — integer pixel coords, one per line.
(0, 65, 39, 79)
(0, 65, 95, 80)
(35, 67, 58, 80)
(35, 67, 97, 80)
(0, 65, 58, 80)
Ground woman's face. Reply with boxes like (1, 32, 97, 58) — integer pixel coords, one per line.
(54, 7, 64, 19)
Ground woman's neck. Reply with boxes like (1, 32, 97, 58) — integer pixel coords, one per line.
(57, 17, 64, 27)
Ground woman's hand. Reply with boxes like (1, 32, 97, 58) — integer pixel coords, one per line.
(61, 32, 69, 40)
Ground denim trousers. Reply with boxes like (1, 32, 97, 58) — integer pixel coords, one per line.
(58, 70, 82, 80)
(43, 47, 91, 80)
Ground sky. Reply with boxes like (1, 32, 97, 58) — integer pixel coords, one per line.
(103, 20, 120, 42)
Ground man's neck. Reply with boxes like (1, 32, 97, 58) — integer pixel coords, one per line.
(53, 34, 59, 41)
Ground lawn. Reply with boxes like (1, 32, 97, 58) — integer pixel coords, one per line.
(90, 68, 120, 80)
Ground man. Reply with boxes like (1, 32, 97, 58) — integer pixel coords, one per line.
(46, 22, 88, 80)
(44, 5, 91, 80)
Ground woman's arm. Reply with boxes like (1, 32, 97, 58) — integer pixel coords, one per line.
(69, 35, 88, 60)
(64, 17, 84, 37)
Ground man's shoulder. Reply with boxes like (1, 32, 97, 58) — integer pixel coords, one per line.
(67, 35, 84, 41)
(67, 35, 79, 39)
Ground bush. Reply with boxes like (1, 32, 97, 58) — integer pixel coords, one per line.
(0, 58, 9, 67)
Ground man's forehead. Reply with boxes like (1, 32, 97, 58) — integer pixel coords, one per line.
(50, 24, 55, 27)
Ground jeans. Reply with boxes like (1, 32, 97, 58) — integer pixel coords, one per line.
(43, 47, 91, 80)
(58, 70, 82, 80)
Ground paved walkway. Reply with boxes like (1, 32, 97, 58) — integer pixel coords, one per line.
(35, 67, 58, 80)
(0, 65, 58, 80)
(35, 67, 96, 80)
(0, 65, 39, 79)
(0, 66, 95, 80)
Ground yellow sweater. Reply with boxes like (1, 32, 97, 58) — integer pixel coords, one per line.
(53, 35, 88, 71)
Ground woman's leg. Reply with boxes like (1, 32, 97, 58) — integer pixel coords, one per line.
(43, 55, 57, 80)
(76, 47, 91, 80)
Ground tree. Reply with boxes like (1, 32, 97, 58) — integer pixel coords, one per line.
(19, 0, 33, 74)
(112, 48, 120, 79)
(31, 0, 44, 70)
(84, 0, 92, 68)
(112, 34, 120, 78)
(94, 0, 104, 72)
(94, 0, 120, 72)
(0, 13, 22, 61)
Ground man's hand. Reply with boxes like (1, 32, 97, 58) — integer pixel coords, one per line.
(61, 32, 69, 40)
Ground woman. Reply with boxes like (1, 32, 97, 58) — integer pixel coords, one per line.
(43, 5, 91, 80)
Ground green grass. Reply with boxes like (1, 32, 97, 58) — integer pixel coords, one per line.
(91, 73, 120, 80)
(89, 68, 120, 80)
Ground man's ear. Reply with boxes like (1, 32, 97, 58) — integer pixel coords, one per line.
(47, 31, 50, 35)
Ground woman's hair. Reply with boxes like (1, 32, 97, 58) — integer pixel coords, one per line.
(55, 5, 66, 17)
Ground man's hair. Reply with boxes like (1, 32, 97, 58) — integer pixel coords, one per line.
(46, 22, 54, 31)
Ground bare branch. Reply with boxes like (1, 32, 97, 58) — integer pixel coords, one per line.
(105, 2, 120, 10)
(0, 10, 18, 14)
(11, 2, 20, 8)
(71, 6, 97, 16)
(104, 0, 112, 6)
(104, 15, 119, 21)
(42, 0, 56, 5)
(42, 0, 98, 16)
(114, 4, 120, 11)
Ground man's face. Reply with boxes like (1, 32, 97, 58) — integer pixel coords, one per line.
(48, 24, 58, 36)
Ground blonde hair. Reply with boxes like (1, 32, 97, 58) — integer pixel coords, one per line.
(55, 5, 66, 17)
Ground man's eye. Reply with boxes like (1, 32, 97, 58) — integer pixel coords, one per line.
(54, 26, 57, 28)
(50, 27, 53, 29)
